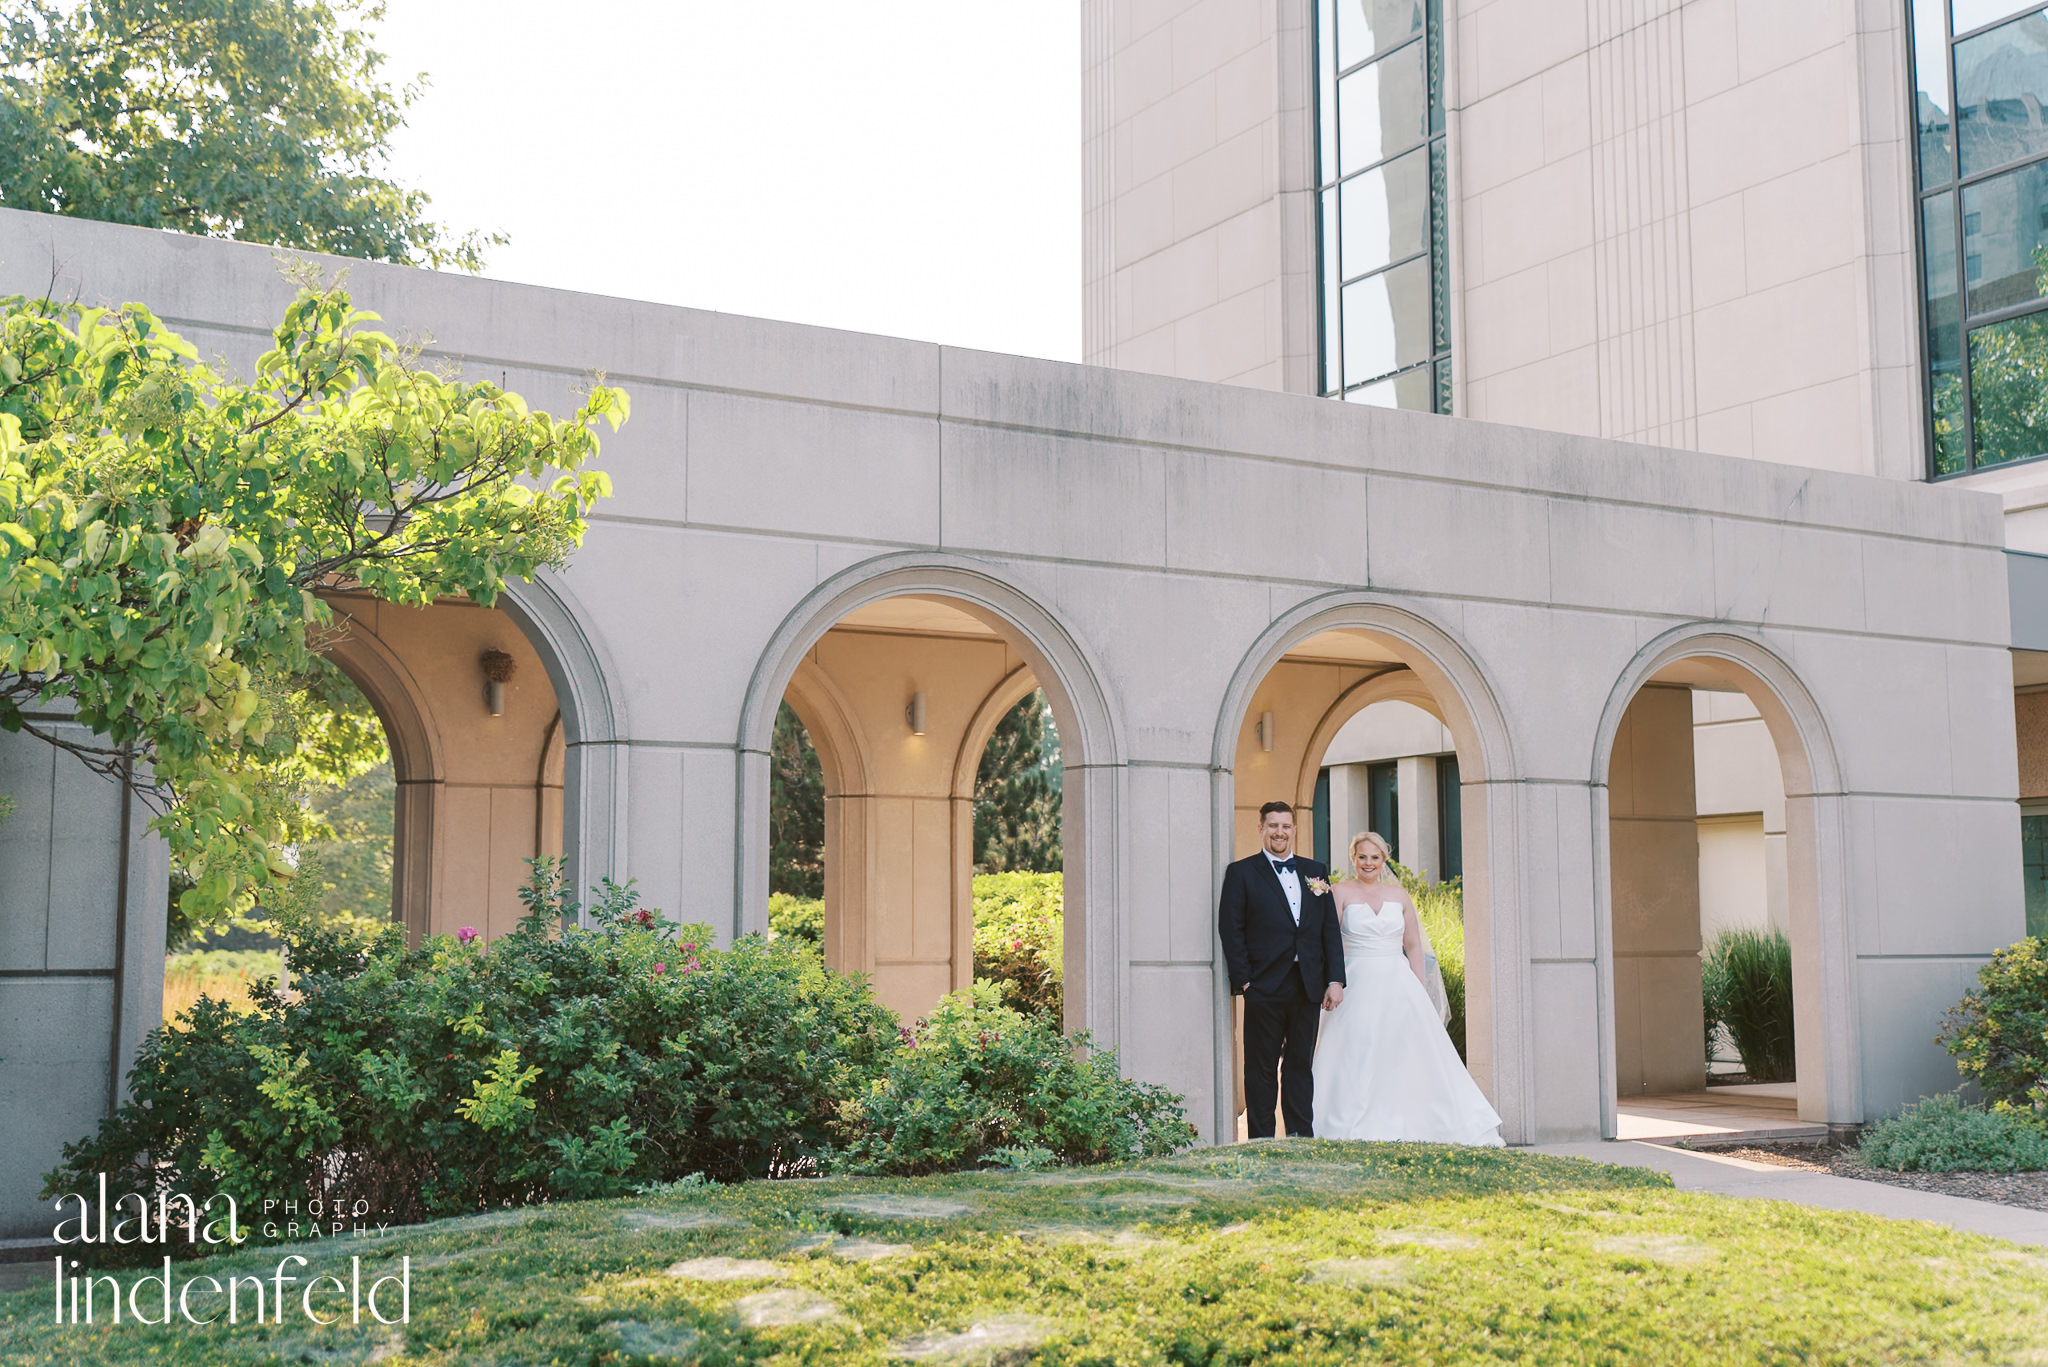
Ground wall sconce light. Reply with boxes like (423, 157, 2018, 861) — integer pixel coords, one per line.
(481, 649, 517, 717)
(1258, 710, 1276, 752)
(906, 690, 928, 736)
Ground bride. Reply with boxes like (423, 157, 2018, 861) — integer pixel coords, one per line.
(1312, 831, 1504, 1146)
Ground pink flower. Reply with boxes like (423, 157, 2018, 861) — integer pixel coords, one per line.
(456, 927, 478, 946)
(681, 942, 697, 953)
(653, 962, 667, 975)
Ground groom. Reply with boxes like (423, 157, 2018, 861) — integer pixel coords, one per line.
(1218, 801, 1345, 1139)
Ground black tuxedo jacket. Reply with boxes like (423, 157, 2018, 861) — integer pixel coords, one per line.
(1218, 851, 1346, 1002)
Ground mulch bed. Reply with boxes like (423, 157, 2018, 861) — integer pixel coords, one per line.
(1722, 1143, 2048, 1212)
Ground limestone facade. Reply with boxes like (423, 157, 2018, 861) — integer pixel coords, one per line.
(0, 209, 2021, 1184)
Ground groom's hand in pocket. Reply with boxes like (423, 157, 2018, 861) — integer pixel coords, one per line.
(1321, 983, 1344, 1011)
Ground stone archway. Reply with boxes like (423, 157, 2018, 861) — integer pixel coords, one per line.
(739, 552, 1127, 1041)
(1212, 593, 1521, 1142)
(1590, 627, 1856, 1132)
(318, 590, 576, 942)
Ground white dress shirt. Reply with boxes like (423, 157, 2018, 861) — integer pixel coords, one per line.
(1269, 855, 1302, 925)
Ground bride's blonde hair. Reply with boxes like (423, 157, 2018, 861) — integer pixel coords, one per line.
(1349, 831, 1394, 879)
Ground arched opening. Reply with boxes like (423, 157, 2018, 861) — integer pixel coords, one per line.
(764, 595, 1066, 1027)
(1593, 635, 1855, 1137)
(740, 555, 1125, 1051)
(318, 592, 570, 942)
(1215, 602, 1515, 1142)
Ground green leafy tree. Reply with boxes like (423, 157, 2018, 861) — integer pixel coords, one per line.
(770, 701, 824, 897)
(0, 280, 627, 925)
(973, 689, 1061, 873)
(0, 0, 496, 269)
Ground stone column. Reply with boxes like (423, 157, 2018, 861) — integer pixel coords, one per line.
(0, 721, 167, 1240)
(1608, 685, 1706, 1096)
(1397, 755, 1441, 880)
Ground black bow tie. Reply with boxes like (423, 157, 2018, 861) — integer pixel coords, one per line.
(1271, 857, 1297, 873)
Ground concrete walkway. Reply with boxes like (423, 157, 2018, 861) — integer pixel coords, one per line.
(1533, 1140, 2048, 1246)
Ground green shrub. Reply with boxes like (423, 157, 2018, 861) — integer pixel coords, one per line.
(1703, 925, 1796, 1082)
(48, 860, 898, 1245)
(1859, 1091, 2048, 1172)
(1384, 862, 1467, 1061)
(971, 870, 1064, 1023)
(834, 983, 1196, 1174)
(1939, 936, 2048, 1116)
(768, 891, 825, 947)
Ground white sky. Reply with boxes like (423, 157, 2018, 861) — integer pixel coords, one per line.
(371, 1, 1082, 362)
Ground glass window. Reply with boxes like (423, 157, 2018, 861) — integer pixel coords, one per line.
(1335, 0, 1422, 69)
(1436, 753, 1461, 881)
(1955, 12, 2048, 178)
(1344, 364, 1433, 409)
(1316, 0, 1450, 413)
(1321, 188, 1344, 394)
(1967, 310, 2048, 464)
(1343, 258, 1432, 386)
(1954, 0, 2048, 35)
(1924, 194, 1969, 475)
(1916, 0, 1956, 187)
(1338, 43, 1427, 175)
(2023, 812, 2048, 938)
(1911, 1, 2048, 475)
(1339, 148, 1428, 280)
(1964, 161, 2048, 312)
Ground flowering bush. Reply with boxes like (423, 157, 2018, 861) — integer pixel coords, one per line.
(833, 983, 1197, 1174)
(970, 871, 1064, 1022)
(1940, 936, 2048, 1116)
(53, 862, 1196, 1251)
(48, 860, 897, 1240)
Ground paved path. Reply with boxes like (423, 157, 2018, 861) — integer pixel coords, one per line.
(1533, 1140, 2048, 1246)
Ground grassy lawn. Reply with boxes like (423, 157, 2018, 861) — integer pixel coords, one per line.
(4, 1141, 2046, 1365)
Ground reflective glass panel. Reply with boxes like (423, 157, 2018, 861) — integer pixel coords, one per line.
(1968, 310, 2048, 464)
(1914, 0, 1955, 187)
(1338, 43, 1427, 175)
(1342, 257, 1431, 386)
(1339, 148, 1428, 280)
(1335, 0, 1423, 71)
(1924, 193, 1969, 474)
(1319, 0, 1339, 186)
(2023, 812, 2048, 938)
(1954, 0, 2048, 34)
(1956, 11, 2048, 178)
(1344, 364, 1434, 411)
(1321, 188, 1343, 394)
(1962, 161, 2048, 313)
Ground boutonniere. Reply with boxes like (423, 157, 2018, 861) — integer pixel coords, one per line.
(1307, 877, 1331, 897)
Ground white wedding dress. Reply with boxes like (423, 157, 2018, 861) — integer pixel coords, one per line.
(1312, 898, 1504, 1146)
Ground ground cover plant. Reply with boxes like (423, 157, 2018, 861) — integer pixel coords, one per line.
(1858, 1092, 2048, 1173)
(6, 1141, 2046, 1365)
